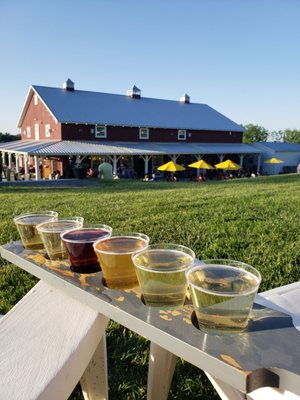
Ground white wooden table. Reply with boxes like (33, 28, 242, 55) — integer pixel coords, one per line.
(2, 241, 300, 399)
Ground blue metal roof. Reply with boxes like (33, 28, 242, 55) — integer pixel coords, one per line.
(0, 140, 259, 156)
(29, 85, 244, 132)
(253, 142, 300, 152)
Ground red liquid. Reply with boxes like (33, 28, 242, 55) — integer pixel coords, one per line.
(62, 229, 111, 273)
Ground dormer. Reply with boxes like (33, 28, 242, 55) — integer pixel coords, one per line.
(180, 93, 190, 104)
(127, 85, 141, 99)
(63, 78, 75, 91)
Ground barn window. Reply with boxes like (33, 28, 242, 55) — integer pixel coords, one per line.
(34, 94, 38, 105)
(45, 124, 51, 137)
(139, 127, 149, 140)
(178, 130, 186, 140)
(26, 127, 31, 138)
(95, 125, 107, 138)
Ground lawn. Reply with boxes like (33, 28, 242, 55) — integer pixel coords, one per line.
(1, 174, 300, 399)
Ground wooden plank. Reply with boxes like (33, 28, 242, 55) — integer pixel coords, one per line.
(2, 242, 300, 395)
(0, 279, 109, 400)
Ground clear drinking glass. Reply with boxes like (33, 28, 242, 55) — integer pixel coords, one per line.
(14, 211, 58, 250)
(36, 217, 84, 260)
(186, 259, 261, 333)
(93, 233, 150, 289)
(132, 243, 195, 307)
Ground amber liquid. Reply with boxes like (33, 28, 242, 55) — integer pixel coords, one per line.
(62, 229, 110, 273)
(16, 216, 56, 250)
(95, 236, 148, 289)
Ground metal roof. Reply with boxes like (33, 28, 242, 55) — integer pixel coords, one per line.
(0, 140, 260, 156)
(17, 85, 245, 132)
(253, 142, 300, 152)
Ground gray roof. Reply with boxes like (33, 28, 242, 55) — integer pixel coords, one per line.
(0, 140, 259, 156)
(19, 85, 245, 132)
(253, 142, 300, 152)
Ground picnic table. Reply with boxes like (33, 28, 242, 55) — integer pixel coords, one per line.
(1, 240, 300, 399)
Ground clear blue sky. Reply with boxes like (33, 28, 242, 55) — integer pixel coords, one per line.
(0, 0, 299, 135)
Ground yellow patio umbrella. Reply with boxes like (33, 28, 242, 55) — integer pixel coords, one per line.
(188, 159, 215, 169)
(264, 157, 284, 164)
(157, 161, 185, 172)
(215, 159, 241, 170)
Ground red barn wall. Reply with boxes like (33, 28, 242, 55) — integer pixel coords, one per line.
(20, 92, 61, 141)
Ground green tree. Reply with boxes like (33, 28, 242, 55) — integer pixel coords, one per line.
(242, 124, 269, 143)
(0, 132, 20, 142)
(282, 129, 300, 144)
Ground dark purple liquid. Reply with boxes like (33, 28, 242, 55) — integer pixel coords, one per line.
(62, 229, 110, 273)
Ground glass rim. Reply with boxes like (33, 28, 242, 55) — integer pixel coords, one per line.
(36, 218, 84, 233)
(14, 211, 58, 223)
(93, 233, 150, 255)
(60, 224, 113, 243)
(132, 243, 196, 273)
(186, 262, 261, 297)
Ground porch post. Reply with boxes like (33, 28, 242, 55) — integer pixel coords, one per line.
(15, 155, 20, 173)
(108, 155, 121, 176)
(141, 155, 152, 175)
(2, 152, 5, 166)
(217, 154, 224, 162)
(8, 153, 12, 169)
(170, 154, 179, 162)
(24, 155, 29, 175)
(257, 154, 262, 174)
(34, 156, 41, 180)
(239, 154, 245, 168)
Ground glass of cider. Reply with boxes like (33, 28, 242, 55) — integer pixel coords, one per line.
(186, 259, 261, 333)
(132, 243, 195, 307)
(93, 233, 150, 289)
(14, 211, 58, 250)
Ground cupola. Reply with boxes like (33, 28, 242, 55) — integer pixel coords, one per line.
(126, 85, 141, 99)
(180, 93, 190, 104)
(63, 78, 75, 91)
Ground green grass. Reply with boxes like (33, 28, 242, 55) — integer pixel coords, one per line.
(1, 174, 300, 399)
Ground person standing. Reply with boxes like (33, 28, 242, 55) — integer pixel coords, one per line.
(98, 158, 114, 180)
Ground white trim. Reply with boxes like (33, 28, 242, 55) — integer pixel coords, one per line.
(95, 125, 107, 138)
(178, 129, 186, 140)
(139, 127, 149, 140)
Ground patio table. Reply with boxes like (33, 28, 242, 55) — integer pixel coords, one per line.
(1, 240, 300, 398)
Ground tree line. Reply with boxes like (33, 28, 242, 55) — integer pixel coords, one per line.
(242, 125, 300, 144)
(1, 127, 300, 144)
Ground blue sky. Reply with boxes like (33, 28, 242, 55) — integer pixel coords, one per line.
(0, 0, 299, 135)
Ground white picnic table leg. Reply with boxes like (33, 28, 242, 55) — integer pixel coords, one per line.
(147, 342, 178, 400)
(80, 335, 108, 400)
(204, 372, 246, 400)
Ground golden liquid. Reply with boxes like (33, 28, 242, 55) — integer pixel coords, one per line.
(95, 237, 147, 289)
(134, 249, 192, 307)
(189, 265, 259, 332)
(16, 216, 56, 250)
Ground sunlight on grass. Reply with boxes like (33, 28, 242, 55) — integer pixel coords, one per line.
(1, 174, 300, 399)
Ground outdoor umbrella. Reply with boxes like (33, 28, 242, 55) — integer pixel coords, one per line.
(188, 160, 215, 169)
(264, 158, 284, 164)
(157, 161, 185, 172)
(215, 159, 241, 170)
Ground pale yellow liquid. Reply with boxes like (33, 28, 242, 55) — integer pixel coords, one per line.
(189, 265, 259, 332)
(16, 216, 56, 250)
(95, 237, 147, 289)
(134, 249, 193, 307)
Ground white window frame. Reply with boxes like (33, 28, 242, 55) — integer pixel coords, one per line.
(95, 125, 107, 138)
(34, 94, 38, 105)
(178, 129, 186, 140)
(26, 127, 31, 138)
(139, 127, 149, 140)
(45, 124, 51, 138)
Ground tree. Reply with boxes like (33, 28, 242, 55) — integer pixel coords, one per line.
(282, 129, 300, 144)
(0, 132, 20, 142)
(242, 124, 269, 144)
